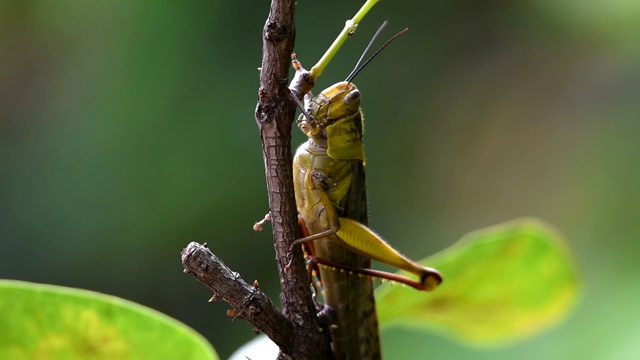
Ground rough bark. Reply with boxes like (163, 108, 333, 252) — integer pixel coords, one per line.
(183, 0, 332, 359)
(181, 242, 328, 359)
(254, 0, 323, 336)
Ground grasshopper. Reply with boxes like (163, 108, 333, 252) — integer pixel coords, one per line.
(289, 26, 442, 359)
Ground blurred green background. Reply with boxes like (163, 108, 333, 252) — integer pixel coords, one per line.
(1, 1, 638, 359)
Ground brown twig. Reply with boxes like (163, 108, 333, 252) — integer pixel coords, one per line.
(182, 243, 301, 352)
(181, 240, 330, 358)
(254, 0, 324, 343)
(181, 0, 332, 359)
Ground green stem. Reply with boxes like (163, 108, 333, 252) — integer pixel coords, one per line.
(309, 0, 380, 81)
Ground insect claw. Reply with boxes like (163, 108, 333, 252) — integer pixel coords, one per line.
(284, 251, 295, 273)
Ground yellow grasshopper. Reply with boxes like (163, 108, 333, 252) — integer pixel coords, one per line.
(289, 25, 442, 359)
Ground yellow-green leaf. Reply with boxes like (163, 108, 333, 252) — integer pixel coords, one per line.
(376, 217, 581, 347)
(0, 280, 218, 360)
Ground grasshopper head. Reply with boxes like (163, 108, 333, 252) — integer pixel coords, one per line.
(305, 81, 361, 129)
(313, 81, 361, 125)
(317, 82, 365, 161)
(298, 82, 359, 139)
(298, 81, 365, 161)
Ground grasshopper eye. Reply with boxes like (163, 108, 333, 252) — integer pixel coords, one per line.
(344, 90, 360, 105)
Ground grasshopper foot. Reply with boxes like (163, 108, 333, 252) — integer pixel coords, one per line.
(317, 305, 337, 328)
(284, 251, 294, 273)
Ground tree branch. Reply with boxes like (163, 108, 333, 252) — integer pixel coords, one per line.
(182, 0, 332, 358)
(254, 0, 322, 339)
(182, 243, 299, 350)
(182, 241, 329, 358)
(251, 0, 331, 357)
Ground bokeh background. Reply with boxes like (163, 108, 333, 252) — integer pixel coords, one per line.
(1, 1, 639, 359)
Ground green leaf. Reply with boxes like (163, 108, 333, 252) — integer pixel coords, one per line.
(376, 217, 581, 347)
(0, 280, 218, 360)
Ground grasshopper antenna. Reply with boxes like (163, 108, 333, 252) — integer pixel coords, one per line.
(345, 23, 409, 84)
(345, 20, 389, 83)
